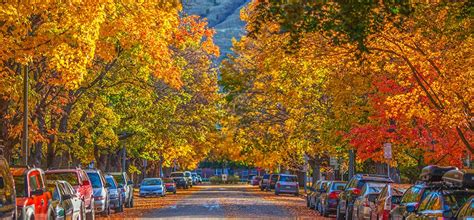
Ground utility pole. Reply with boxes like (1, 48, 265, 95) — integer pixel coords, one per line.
(22, 65, 29, 166)
(348, 149, 355, 180)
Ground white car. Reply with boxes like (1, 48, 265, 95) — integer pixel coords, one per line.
(48, 180, 85, 220)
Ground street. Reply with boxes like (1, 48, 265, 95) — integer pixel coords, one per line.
(100, 185, 332, 219)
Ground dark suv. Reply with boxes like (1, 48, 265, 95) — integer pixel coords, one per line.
(336, 174, 392, 220)
(0, 155, 15, 219)
(170, 172, 188, 189)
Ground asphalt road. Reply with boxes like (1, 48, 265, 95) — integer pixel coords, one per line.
(138, 185, 332, 219)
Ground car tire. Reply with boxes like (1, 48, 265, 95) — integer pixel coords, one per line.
(130, 197, 134, 208)
(173, 190, 176, 194)
(306, 198, 310, 207)
(275, 191, 279, 195)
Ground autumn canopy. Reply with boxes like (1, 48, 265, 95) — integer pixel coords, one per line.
(0, 1, 472, 181)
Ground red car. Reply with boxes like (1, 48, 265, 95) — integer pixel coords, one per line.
(45, 168, 94, 219)
(11, 166, 54, 220)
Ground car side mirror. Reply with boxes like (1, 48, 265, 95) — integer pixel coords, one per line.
(406, 204, 416, 213)
(31, 189, 44, 196)
(82, 180, 90, 186)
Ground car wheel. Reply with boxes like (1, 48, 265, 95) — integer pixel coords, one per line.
(318, 202, 322, 214)
(130, 197, 134, 208)
(173, 190, 176, 194)
(275, 190, 279, 195)
(306, 197, 310, 207)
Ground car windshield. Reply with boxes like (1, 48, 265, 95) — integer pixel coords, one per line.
(170, 173, 184, 177)
(280, 175, 297, 182)
(112, 174, 125, 185)
(105, 177, 117, 189)
(142, 179, 161, 186)
(87, 173, 102, 188)
(13, 176, 26, 197)
(46, 172, 79, 186)
(332, 182, 346, 190)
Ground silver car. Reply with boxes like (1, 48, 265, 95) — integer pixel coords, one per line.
(352, 182, 386, 220)
(275, 174, 299, 196)
(86, 169, 111, 216)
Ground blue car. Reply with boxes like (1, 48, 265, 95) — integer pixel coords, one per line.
(139, 178, 166, 197)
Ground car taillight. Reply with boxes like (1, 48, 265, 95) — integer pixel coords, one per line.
(353, 188, 361, 195)
(329, 191, 339, 199)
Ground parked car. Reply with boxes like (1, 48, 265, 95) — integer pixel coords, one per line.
(251, 176, 262, 186)
(105, 175, 124, 213)
(247, 174, 256, 184)
(46, 180, 84, 220)
(274, 174, 299, 196)
(373, 183, 411, 220)
(46, 167, 95, 219)
(163, 178, 177, 194)
(11, 166, 54, 220)
(259, 174, 270, 191)
(308, 180, 329, 210)
(85, 169, 110, 216)
(406, 190, 474, 220)
(406, 169, 474, 220)
(336, 174, 393, 220)
(266, 174, 280, 191)
(352, 182, 387, 220)
(191, 172, 199, 184)
(197, 175, 203, 183)
(139, 178, 166, 197)
(456, 196, 474, 219)
(169, 172, 188, 189)
(183, 171, 193, 188)
(109, 172, 134, 208)
(390, 165, 457, 220)
(0, 155, 16, 219)
(319, 181, 347, 217)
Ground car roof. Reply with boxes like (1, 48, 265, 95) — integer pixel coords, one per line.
(46, 169, 81, 173)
